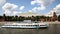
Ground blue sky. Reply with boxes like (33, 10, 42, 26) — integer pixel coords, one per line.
(0, 0, 60, 16)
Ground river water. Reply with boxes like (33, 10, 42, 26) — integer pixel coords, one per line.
(0, 24, 60, 34)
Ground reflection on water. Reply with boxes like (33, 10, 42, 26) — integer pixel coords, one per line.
(0, 24, 60, 34)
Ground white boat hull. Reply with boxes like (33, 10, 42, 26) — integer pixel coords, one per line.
(1, 26, 48, 29)
(1, 23, 48, 29)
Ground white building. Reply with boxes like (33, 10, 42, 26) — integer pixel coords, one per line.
(18, 12, 38, 17)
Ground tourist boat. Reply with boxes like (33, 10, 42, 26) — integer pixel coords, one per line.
(1, 22, 48, 29)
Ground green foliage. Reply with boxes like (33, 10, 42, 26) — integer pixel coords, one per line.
(58, 15, 60, 21)
(0, 14, 60, 21)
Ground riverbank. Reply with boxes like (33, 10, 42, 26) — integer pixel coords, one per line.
(0, 22, 60, 25)
(46, 22, 60, 25)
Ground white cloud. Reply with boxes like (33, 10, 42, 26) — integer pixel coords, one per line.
(31, 0, 55, 11)
(28, 5, 45, 13)
(28, 10, 32, 12)
(0, 0, 6, 6)
(19, 6, 25, 10)
(37, 5, 45, 10)
(13, 11, 18, 15)
(2, 3, 25, 16)
(32, 7, 37, 12)
(54, 4, 60, 10)
(31, 1, 36, 5)
(31, 0, 54, 6)
(31, 5, 45, 12)
(53, 4, 60, 15)
(2, 3, 18, 15)
(13, 11, 22, 15)
(48, 4, 60, 16)
(4, 9, 11, 14)
(27, 7, 37, 13)
(48, 10, 54, 17)
(2, 3, 18, 10)
(18, 12, 22, 13)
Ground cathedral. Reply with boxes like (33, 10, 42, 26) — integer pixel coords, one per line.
(51, 12, 57, 21)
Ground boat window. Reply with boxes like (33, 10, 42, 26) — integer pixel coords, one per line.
(35, 25, 39, 26)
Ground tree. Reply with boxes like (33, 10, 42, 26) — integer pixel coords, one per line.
(40, 16, 46, 21)
(58, 15, 60, 21)
(3, 14, 6, 17)
(14, 15, 18, 21)
(35, 16, 40, 21)
(3, 14, 6, 21)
